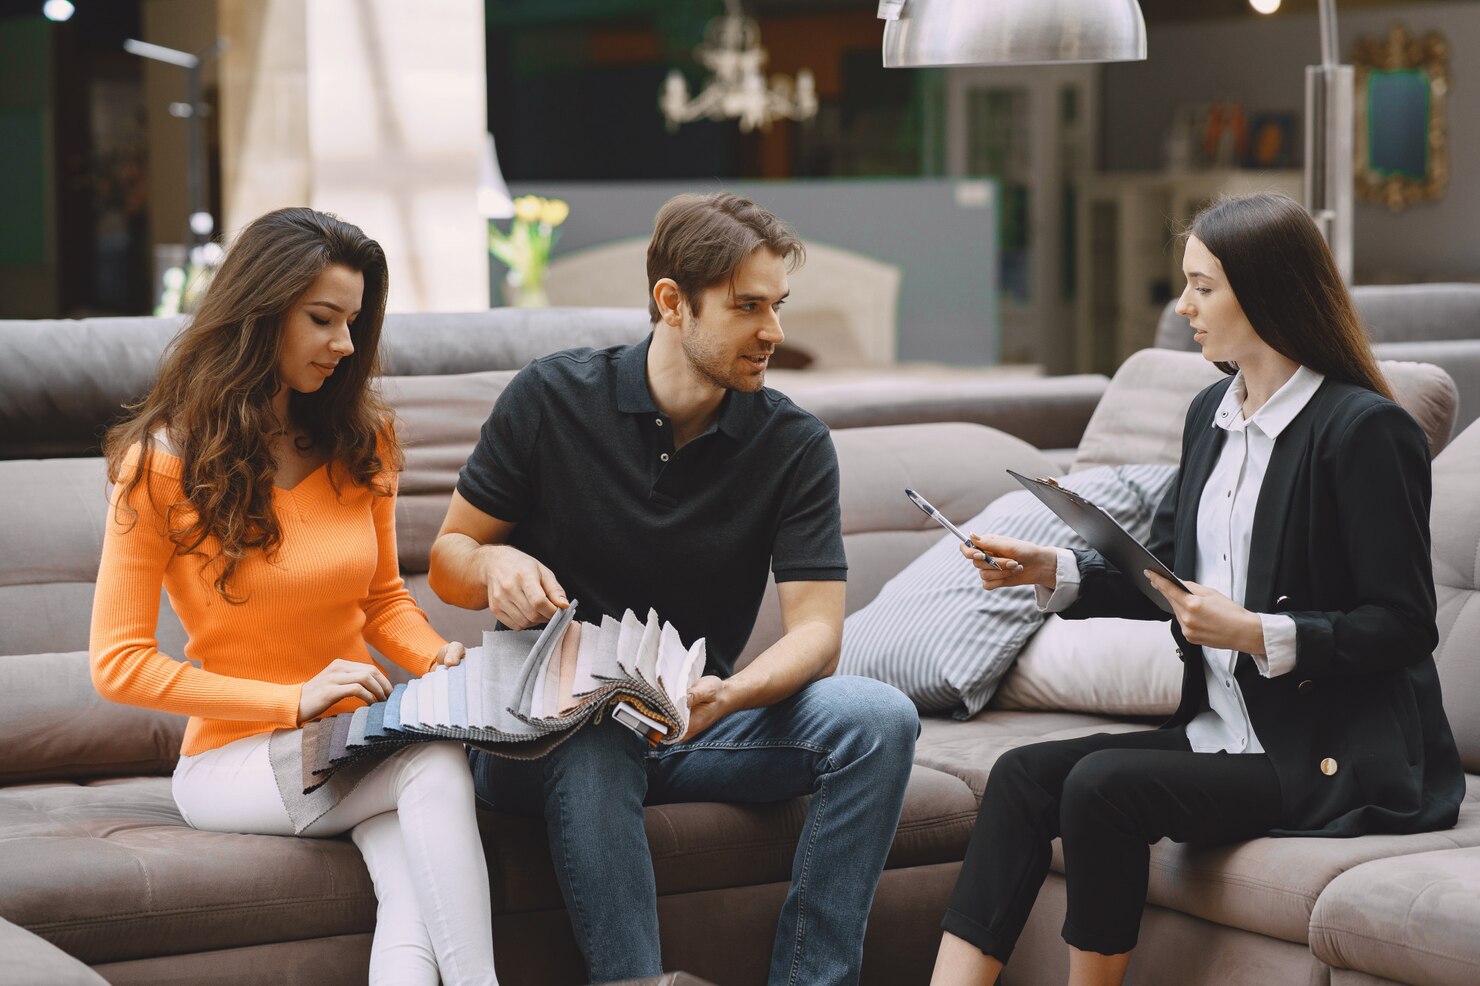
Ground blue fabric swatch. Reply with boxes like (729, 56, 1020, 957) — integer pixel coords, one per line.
(382, 681, 407, 733)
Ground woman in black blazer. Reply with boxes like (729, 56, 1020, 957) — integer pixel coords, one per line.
(931, 193, 1464, 986)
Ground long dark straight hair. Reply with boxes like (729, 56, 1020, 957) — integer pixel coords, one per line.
(104, 207, 400, 600)
(1188, 192, 1393, 400)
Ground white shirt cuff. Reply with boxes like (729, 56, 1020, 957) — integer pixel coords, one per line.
(1035, 548, 1082, 613)
(1253, 613, 1298, 677)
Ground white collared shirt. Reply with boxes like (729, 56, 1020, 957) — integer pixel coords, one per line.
(1038, 366, 1323, 754)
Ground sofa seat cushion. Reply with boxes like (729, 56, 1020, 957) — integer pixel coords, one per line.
(481, 763, 979, 913)
(1, 764, 977, 961)
(920, 713, 1480, 947)
(1065, 776, 1480, 946)
(914, 710, 1152, 800)
(0, 777, 377, 965)
(1310, 839, 1480, 986)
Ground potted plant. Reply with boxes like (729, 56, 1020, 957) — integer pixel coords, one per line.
(489, 194, 570, 307)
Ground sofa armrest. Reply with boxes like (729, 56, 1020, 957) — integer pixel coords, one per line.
(0, 917, 109, 986)
(766, 371, 1109, 450)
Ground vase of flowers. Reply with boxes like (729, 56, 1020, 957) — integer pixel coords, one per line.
(490, 194, 569, 308)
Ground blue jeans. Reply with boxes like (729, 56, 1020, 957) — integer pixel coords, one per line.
(470, 674, 918, 986)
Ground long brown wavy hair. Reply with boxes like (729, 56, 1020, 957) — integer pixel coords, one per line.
(104, 207, 401, 600)
(1188, 192, 1393, 400)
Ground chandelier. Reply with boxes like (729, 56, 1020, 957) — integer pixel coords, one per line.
(660, 0, 817, 133)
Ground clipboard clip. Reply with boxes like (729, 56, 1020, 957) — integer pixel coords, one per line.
(1039, 475, 1088, 506)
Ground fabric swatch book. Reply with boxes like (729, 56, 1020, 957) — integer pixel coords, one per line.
(275, 601, 706, 797)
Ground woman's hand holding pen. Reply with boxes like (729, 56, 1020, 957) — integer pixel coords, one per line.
(1144, 570, 1265, 655)
(960, 533, 1057, 591)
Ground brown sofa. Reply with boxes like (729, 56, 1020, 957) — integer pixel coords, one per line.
(3, 314, 1479, 985)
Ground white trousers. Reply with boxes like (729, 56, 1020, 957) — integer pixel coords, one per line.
(173, 733, 497, 986)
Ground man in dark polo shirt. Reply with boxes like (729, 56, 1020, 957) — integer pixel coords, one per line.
(427, 192, 918, 985)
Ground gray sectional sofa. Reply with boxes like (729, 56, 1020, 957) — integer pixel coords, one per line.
(2, 301, 1479, 986)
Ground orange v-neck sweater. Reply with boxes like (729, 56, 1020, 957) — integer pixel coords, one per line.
(89, 444, 445, 756)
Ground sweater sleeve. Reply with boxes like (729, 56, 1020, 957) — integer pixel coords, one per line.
(88, 459, 304, 726)
(360, 472, 443, 676)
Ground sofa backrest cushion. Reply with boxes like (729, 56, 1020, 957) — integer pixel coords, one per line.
(0, 457, 189, 659)
(385, 370, 516, 573)
(0, 651, 186, 784)
(379, 308, 650, 375)
(0, 309, 650, 459)
(1071, 349, 1458, 472)
(1154, 283, 1480, 350)
(1430, 417, 1480, 772)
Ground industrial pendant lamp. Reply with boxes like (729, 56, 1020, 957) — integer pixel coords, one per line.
(878, 0, 1147, 67)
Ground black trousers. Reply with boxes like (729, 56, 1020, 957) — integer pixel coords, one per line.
(942, 727, 1283, 961)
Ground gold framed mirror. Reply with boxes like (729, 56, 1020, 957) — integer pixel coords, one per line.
(1352, 24, 1449, 211)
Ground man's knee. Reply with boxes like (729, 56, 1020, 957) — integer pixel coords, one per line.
(540, 717, 649, 803)
(808, 675, 919, 765)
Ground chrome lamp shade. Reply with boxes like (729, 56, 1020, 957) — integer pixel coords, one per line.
(880, 0, 1147, 67)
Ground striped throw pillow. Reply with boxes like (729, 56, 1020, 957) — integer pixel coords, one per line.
(839, 464, 1176, 718)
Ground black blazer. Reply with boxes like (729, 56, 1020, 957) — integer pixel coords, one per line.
(1064, 374, 1464, 837)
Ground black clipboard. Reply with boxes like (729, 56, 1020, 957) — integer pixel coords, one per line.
(1006, 469, 1189, 615)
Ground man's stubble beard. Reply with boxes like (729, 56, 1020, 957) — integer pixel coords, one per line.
(680, 316, 765, 394)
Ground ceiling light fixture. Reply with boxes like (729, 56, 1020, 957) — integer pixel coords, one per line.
(660, 0, 817, 133)
(880, 0, 1352, 282)
(877, 0, 1147, 67)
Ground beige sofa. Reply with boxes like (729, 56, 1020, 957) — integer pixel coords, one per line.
(2, 319, 1478, 984)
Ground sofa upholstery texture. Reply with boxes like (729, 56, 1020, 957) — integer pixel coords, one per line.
(2, 303, 1479, 986)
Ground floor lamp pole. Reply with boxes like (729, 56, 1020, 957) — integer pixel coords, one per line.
(1305, 0, 1354, 283)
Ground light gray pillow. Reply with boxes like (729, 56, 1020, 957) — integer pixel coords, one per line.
(839, 464, 1176, 718)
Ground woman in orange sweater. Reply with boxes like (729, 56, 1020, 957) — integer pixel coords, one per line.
(89, 208, 497, 986)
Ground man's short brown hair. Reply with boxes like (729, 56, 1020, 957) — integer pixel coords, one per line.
(646, 193, 805, 324)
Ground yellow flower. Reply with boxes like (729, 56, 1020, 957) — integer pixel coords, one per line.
(513, 195, 543, 223)
(539, 198, 570, 227)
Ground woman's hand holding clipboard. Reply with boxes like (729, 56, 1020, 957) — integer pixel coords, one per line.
(904, 475, 1193, 614)
(1003, 470, 1191, 614)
